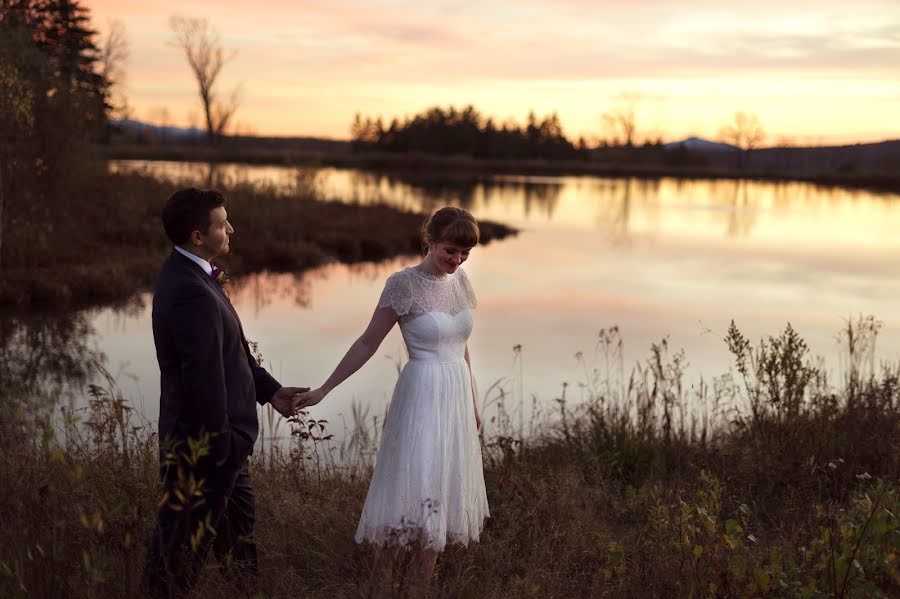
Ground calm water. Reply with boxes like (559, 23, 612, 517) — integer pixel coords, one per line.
(11, 160, 900, 441)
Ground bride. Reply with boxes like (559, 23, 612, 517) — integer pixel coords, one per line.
(295, 206, 489, 587)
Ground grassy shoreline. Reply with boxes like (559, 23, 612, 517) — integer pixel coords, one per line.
(0, 169, 517, 310)
(1, 320, 897, 597)
(104, 143, 900, 194)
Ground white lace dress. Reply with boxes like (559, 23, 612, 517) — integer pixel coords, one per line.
(354, 266, 490, 551)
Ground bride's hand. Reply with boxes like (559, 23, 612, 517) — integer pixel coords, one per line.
(271, 386, 310, 418)
(293, 387, 327, 412)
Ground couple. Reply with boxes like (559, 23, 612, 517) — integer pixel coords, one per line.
(145, 187, 489, 595)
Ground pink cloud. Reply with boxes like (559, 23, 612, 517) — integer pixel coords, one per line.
(81, 0, 900, 139)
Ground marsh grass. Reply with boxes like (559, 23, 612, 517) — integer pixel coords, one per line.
(0, 317, 897, 597)
(0, 166, 516, 308)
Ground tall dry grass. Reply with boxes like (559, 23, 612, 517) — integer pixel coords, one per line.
(0, 165, 515, 308)
(0, 317, 897, 597)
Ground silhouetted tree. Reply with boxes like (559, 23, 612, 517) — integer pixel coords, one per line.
(720, 111, 765, 169)
(1, 0, 107, 155)
(349, 113, 366, 151)
(602, 92, 641, 147)
(170, 16, 240, 143)
(0, 24, 38, 268)
(0, 0, 109, 265)
(98, 18, 130, 122)
(351, 105, 581, 161)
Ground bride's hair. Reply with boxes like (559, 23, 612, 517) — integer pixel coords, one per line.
(422, 207, 480, 253)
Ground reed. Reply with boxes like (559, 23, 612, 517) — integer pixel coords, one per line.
(0, 318, 896, 597)
(0, 166, 516, 308)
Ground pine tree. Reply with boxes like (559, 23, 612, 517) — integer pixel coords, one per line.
(0, 0, 110, 265)
(1, 0, 108, 165)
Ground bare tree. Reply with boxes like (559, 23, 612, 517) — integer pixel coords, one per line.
(98, 19, 131, 121)
(602, 92, 641, 147)
(719, 111, 765, 169)
(232, 120, 257, 137)
(149, 106, 172, 142)
(169, 16, 240, 143)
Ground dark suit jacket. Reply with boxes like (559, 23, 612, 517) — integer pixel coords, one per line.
(152, 249, 281, 470)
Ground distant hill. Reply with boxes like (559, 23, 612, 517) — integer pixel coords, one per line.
(113, 118, 204, 140)
(108, 120, 899, 182)
(110, 119, 351, 154)
(658, 136, 899, 175)
(664, 137, 738, 152)
(701, 139, 900, 175)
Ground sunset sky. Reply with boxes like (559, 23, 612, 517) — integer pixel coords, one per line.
(86, 0, 900, 144)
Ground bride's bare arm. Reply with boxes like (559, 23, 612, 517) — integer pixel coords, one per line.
(295, 306, 398, 409)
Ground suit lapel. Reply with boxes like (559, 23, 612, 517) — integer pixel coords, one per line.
(169, 250, 258, 367)
(204, 273, 246, 338)
(170, 250, 243, 328)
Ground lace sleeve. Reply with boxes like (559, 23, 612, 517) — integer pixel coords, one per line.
(377, 271, 413, 316)
(457, 267, 477, 309)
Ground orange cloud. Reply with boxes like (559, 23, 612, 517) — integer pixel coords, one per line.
(84, 0, 900, 142)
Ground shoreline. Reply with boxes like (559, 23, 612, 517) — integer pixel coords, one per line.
(103, 144, 900, 194)
(0, 169, 517, 311)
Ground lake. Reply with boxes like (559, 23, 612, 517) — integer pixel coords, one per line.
(9, 160, 900, 444)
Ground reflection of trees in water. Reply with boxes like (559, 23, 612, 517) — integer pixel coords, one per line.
(114, 162, 897, 245)
(227, 260, 410, 319)
(518, 181, 563, 219)
(112, 161, 323, 197)
(339, 171, 432, 212)
(378, 172, 482, 214)
(593, 178, 663, 245)
(0, 313, 104, 403)
(607, 179, 634, 245)
(365, 171, 565, 219)
(767, 180, 855, 216)
(722, 179, 758, 238)
(228, 271, 313, 318)
(205, 161, 221, 188)
(651, 178, 762, 240)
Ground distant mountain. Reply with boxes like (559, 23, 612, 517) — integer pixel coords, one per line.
(112, 118, 204, 140)
(664, 137, 738, 152)
(109, 118, 352, 153)
(740, 139, 900, 174)
(665, 138, 900, 175)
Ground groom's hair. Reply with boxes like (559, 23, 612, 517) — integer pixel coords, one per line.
(162, 188, 227, 245)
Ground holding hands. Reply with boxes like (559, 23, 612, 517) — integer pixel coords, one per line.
(269, 386, 330, 418)
(293, 387, 327, 412)
(269, 386, 310, 418)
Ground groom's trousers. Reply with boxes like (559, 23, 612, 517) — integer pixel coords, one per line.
(145, 457, 258, 596)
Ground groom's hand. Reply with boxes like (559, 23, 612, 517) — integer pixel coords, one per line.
(270, 386, 310, 418)
(293, 388, 327, 411)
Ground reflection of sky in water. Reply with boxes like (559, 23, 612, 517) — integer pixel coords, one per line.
(84, 162, 900, 442)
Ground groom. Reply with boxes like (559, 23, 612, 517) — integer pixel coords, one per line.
(145, 188, 306, 595)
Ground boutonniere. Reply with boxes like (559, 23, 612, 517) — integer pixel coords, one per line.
(210, 265, 230, 287)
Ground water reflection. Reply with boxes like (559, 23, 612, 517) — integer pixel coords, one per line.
(590, 178, 662, 245)
(228, 271, 313, 315)
(52, 160, 899, 445)
(0, 312, 104, 403)
(109, 160, 900, 249)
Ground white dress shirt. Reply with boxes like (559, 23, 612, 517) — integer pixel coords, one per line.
(174, 246, 213, 276)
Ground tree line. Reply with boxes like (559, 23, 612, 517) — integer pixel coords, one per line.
(351, 106, 589, 160)
(1, 0, 112, 268)
(1, 0, 109, 165)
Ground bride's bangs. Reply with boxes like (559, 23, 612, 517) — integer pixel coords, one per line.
(440, 218, 480, 248)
